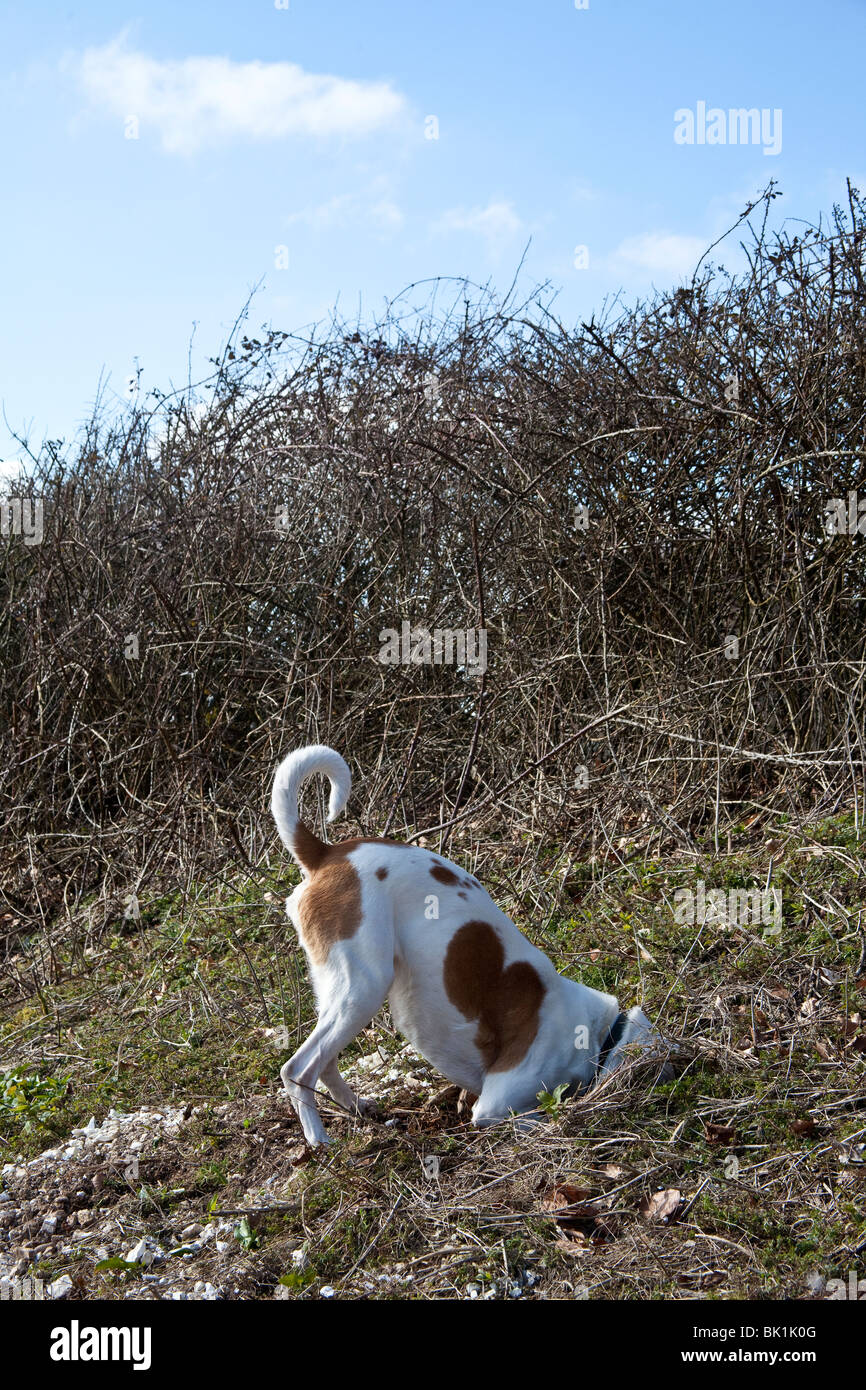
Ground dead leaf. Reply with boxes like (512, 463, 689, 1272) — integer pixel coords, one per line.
(542, 1184, 596, 1219)
(766, 986, 793, 1001)
(424, 1083, 461, 1110)
(639, 1188, 682, 1224)
(705, 1123, 737, 1145)
(456, 1089, 477, 1119)
(553, 1234, 591, 1253)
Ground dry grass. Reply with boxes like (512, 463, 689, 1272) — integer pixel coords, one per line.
(1, 804, 863, 1300)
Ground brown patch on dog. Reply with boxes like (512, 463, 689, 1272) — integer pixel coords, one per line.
(291, 826, 412, 873)
(292, 820, 330, 873)
(430, 863, 459, 886)
(375, 866, 388, 880)
(443, 921, 545, 1073)
(297, 858, 362, 965)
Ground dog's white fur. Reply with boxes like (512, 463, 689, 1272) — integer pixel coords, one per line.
(272, 745, 664, 1147)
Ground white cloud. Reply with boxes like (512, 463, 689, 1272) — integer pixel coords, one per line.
(71, 36, 407, 154)
(367, 199, 403, 232)
(609, 231, 706, 281)
(434, 200, 524, 249)
(286, 184, 403, 234)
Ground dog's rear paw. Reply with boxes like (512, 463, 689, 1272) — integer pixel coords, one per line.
(355, 1097, 381, 1119)
(297, 1114, 332, 1147)
(305, 1129, 332, 1147)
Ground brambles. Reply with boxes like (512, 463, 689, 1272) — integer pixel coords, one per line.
(3, 188, 866, 933)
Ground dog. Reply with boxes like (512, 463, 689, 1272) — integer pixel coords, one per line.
(271, 744, 666, 1146)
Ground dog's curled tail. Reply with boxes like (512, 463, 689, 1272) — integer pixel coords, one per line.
(270, 744, 351, 872)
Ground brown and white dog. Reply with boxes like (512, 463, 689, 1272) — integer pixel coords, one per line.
(272, 744, 664, 1146)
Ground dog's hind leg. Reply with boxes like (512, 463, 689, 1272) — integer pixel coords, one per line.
(280, 949, 392, 1146)
(319, 1058, 379, 1118)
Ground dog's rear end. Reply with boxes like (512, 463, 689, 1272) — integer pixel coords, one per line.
(271, 746, 393, 1145)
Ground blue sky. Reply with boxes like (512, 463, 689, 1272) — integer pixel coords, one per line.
(1, 0, 865, 464)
